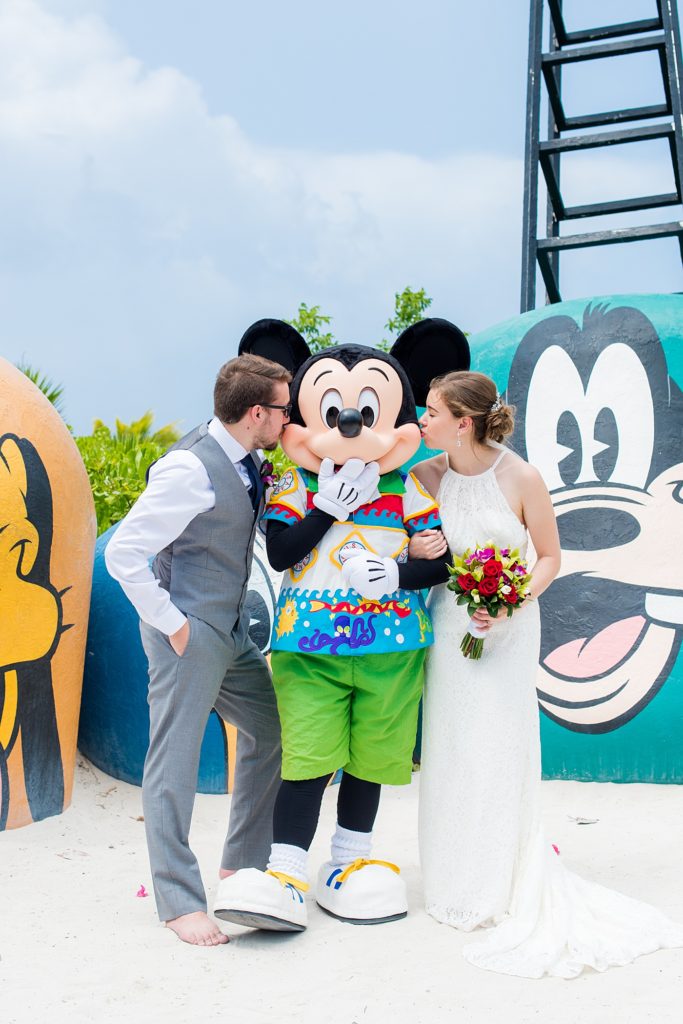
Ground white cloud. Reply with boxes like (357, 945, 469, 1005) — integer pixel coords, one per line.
(0, 0, 677, 432)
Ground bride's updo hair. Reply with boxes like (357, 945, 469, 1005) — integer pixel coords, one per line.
(431, 371, 515, 444)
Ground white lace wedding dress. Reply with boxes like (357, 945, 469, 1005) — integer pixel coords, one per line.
(418, 447, 683, 978)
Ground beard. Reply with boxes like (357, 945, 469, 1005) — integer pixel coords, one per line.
(253, 426, 282, 451)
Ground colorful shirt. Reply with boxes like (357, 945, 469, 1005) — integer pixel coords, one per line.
(263, 468, 442, 656)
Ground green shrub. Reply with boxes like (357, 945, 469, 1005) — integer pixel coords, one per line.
(269, 445, 297, 477)
(75, 428, 169, 534)
(286, 302, 337, 353)
(17, 362, 67, 416)
(76, 413, 180, 534)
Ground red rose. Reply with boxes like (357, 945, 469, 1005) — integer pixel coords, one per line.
(458, 573, 476, 592)
(483, 559, 502, 577)
(504, 587, 519, 604)
(478, 576, 499, 596)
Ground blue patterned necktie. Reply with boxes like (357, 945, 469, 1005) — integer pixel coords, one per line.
(239, 454, 262, 512)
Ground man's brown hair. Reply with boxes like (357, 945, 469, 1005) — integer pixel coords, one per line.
(214, 354, 291, 423)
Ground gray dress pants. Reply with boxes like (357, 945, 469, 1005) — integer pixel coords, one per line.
(139, 614, 281, 922)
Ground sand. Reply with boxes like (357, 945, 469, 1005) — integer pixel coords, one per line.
(1, 759, 682, 1024)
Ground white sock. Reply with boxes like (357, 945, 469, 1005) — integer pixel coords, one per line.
(330, 823, 372, 869)
(267, 843, 309, 885)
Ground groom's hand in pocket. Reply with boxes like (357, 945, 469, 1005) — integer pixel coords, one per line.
(169, 619, 190, 656)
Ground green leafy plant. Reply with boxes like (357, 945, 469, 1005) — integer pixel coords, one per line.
(92, 410, 181, 448)
(287, 302, 337, 354)
(380, 286, 434, 351)
(17, 362, 66, 416)
(76, 415, 181, 534)
(286, 287, 435, 356)
(269, 444, 297, 478)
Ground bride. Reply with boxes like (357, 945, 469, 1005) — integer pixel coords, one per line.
(409, 369, 683, 978)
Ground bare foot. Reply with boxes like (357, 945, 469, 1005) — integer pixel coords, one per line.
(165, 911, 229, 946)
(219, 868, 237, 879)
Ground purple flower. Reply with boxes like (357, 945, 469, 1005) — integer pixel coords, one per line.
(500, 548, 510, 558)
(259, 460, 278, 485)
(478, 547, 495, 562)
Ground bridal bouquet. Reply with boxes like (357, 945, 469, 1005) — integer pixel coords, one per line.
(447, 542, 532, 659)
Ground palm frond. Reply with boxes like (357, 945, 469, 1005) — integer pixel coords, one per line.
(17, 362, 66, 414)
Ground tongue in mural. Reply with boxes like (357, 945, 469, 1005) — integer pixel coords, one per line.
(544, 615, 646, 679)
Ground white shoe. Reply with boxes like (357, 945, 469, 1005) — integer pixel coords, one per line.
(316, 858, 408, 925)
(213, 868, 308, 932)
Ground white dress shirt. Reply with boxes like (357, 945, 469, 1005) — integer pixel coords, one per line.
(105, 417, 256, 636)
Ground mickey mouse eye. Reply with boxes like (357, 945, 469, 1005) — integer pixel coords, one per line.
(320, 389, 343, 429)
(358, 387, 379, 428)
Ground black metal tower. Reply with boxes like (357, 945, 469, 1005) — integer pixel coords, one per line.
(521, 0, 683, 311)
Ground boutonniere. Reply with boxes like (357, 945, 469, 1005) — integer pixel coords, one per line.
(259, 460, 278, 486)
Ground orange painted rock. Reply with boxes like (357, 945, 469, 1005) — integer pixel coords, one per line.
(0, 359, 96, 829)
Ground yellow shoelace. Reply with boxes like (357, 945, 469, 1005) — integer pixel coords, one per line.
(265, 869, 310, 892)
(337, 858, 401, 884)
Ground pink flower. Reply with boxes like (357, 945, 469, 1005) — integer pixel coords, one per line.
(136, 884, 149, 898)
(551, 844, 560, 856)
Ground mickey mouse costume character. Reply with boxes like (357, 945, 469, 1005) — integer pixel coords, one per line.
(214, 318, 469, 931)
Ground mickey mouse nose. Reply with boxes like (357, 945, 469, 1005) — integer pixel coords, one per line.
(337, 408, 363, 438)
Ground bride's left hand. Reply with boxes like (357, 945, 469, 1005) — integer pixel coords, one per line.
(471, 608, 499, 632)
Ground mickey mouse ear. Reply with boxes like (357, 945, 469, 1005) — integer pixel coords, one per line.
(238, 319, 312, 376)
(390, 318, 470, 407)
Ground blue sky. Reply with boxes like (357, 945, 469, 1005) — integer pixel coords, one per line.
(1, 0, 681, 432)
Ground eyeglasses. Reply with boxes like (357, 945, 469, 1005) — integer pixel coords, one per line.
(260, 402, 292, 417)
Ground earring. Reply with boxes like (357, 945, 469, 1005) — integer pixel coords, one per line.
(456, 434, 462, 448)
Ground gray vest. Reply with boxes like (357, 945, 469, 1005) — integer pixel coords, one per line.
(152, 422, 260, 639)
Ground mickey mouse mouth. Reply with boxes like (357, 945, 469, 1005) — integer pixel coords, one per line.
(540, 575, 670, 681)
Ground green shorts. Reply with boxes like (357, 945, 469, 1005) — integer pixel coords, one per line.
(271, 649, 426, 786)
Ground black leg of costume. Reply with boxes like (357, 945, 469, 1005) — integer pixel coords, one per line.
(272, 775, 332, 850)
(337, 772, 381, 833)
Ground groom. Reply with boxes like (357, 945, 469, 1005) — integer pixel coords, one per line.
(105, 352, 292, 945)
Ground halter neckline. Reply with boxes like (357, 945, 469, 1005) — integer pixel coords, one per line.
(443, 443, 508, 480)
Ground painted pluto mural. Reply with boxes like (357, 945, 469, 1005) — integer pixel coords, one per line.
(470, 294, 683, 781)
(0, 359, 96, 830)
(0, 435, 64, 829)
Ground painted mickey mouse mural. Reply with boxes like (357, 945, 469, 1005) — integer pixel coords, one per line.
(473, 295, 683, 781)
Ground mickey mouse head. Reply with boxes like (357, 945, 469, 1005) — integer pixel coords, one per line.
(239, 316, 470, 473)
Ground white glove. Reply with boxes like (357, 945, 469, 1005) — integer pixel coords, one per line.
(341, 553, 400, 601)
(313, 458, 380, 521)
